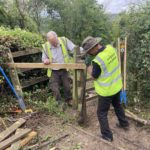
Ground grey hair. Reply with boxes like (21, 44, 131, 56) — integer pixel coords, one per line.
(46, 31, 58, 38)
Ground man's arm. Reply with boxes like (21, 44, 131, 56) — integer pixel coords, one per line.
(65, 37, 83, 52)
(87, 62, 101, 79)
(42, 50, 50, 65)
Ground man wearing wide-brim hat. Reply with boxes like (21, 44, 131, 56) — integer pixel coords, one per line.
(82, 36, 129, 142)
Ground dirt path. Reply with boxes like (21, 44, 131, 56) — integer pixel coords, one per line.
(84, 101, 150, 150)
(21, 100, 150, 150)
(1, 100, 149, 150)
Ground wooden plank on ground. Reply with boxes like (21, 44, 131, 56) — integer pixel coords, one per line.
(6, 131, 37, 150)
(125, 109, 150, 125)
(12, 49, 41, 58)
(0, 118, 26, 142)
(0, 128, 31, 150)
(85, 87, 94, 92)
(20, 131, 37, 147)
(0, 117, 7, 129)
(86, 95, 98, 102)
(6, 63, 86, 70)
(26, 134, 69, 150)
(8, 128, 24, 150)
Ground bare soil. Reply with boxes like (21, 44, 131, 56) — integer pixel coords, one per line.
(0, 100, 149, 150)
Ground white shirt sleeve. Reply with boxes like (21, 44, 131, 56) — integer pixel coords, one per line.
(80, 47, 84, 53)
(66, 38, 76, 52)
(66, 38, 83, 53)
(42, 50, 49, 62)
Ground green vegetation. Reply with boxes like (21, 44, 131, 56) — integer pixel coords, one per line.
(43, 0, 112, 44)
(112, 1, 150, 117)
(0, 0, 38, 32)
(0, 27, 44, 50)
(0, 0, 112, 44)
(0, 0, 149, 119)
(24, 90, 76, 122)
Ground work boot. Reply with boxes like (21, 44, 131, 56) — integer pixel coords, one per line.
(101, 135, 113, 142)
(116, 123, 129, 131)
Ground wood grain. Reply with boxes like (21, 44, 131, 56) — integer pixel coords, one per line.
(0, 118, 26, 142)
(6, 63, 86, 70)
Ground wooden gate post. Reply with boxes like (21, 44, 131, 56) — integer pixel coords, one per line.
(73, 47, 79, 109)
(7, 49, 23, 97)
(78, 69, 87, 125)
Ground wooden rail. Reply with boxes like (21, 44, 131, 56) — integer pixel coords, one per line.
(21, 75, 49, 88)
(18, 68, 36, 73)
(12, 49, 41, 58)
(86, 95, 98, 102)
(85, 87, 94, 92)
(6, 63, 86, 70)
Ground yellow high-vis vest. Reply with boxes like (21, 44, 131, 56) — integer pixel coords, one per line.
(92, 45, 122, 97)
(42, 37, 70, 77)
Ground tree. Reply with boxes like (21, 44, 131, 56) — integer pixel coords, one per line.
(44, 0, 112, 44)
(27, 0, 46, 32)
(0, 0, 38, 32)
(112, 0, 150, 109)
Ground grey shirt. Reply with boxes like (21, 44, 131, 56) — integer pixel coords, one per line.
(42, 37, 75, 63)
(42, 37, 83, 70)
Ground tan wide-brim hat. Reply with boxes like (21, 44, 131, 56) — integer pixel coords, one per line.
(81, 36, 102, 55)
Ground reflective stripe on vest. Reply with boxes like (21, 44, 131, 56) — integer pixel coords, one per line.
(96, 74, 121, 87)
(92, 45, 122, 96)
(94, 56, 120, 78)
(42, 37, 69, 77)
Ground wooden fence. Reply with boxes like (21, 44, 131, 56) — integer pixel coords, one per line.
(6, 48, 49, 97)
(4, 47, 98, 123)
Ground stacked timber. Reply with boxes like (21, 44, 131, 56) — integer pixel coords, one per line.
(0, 118, 37, 150)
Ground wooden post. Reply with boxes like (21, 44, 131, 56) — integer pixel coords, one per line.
(7, 49, 23, 98)
(124, 37, 127, 91)
(78, 69, 87, 125)
(77, 70, 84, 108)
(73, 47, 79, 109)
(117, 38, 121, 66)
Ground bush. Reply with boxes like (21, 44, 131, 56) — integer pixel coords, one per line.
(126, 2, 150, 105)
(0, 26, 44, 50)
(112, 1, 150, 115)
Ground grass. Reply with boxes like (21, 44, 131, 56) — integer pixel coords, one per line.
(24, 89, 76, 122)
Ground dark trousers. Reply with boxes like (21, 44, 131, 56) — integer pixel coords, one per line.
(50, 69, 72, 102)
(97, 91, 129, 139)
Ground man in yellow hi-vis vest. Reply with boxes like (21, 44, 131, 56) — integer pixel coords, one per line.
(82, 36, 129, 142)
(42, 31, 80, 106)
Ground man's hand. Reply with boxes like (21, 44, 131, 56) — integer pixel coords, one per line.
(87, 65, 93, 76)
(85, 54, 95, 66)
(43, 58, 50, 65)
